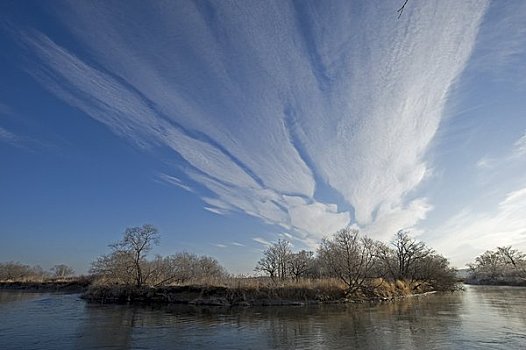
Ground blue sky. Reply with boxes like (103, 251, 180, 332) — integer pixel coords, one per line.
(1, 1, 525, 274)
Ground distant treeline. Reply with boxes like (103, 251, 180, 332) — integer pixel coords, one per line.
(466, 246, 526, 286)
(0, 262, 75, 282)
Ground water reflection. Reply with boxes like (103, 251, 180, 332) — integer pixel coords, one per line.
(0, 290, 41, 305)
(73, 294, 466, 349)
(74, 304, 137, 349)
(1, 286, 526, 349)
(468, 285, 526, 323)
(457, 285, 526, 347)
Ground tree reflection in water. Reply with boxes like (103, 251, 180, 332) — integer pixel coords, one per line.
(75, 293, 466, 349)
(2, 287, 526, 349)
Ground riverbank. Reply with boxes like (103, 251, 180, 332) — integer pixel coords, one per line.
(464, 277, 526, 287)
(0, 278, 92, 293)
(81, 278, 436, 306)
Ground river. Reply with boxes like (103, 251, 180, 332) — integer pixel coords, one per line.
(0, 285, 525, 349)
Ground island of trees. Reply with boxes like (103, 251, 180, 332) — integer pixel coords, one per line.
(80, 225, 457, 305)
(465, 246, 526, 286)
(1, 224, 524, 305)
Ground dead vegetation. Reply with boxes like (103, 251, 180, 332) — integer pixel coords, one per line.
(83, 276, 430, 306)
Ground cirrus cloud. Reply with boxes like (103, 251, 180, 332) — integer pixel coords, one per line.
(5, 0, 489, 243)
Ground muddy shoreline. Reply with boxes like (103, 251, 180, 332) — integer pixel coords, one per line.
(0, 280, 91, 293)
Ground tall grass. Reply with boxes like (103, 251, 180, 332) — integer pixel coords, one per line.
(86, 275, 432, 305)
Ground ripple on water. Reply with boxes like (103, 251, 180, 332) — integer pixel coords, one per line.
(1, 286, 526, 349)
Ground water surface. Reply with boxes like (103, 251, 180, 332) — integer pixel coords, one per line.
(1, 285, 525, 349)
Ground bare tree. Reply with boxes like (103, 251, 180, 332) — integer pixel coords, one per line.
(318, 228, 376, 293)
(373, 241, 397, 279)
(197, 256, 226, 279)
(91, 224, 160, 287)
(467, 246, 526, 283)
(469, 249, 502, 280)
(289, 250, 315, 280)
(51, 264, 75, 279)
(413, 253, 457, 291)
(0, 262, 32, 281)
(90, 250, 136, 285)
(255, 239, 292, 281)
(148, 252, 226, 286)
(255, 249, 278, 280)
(112, 224, 159, 287)
(391, 230, 432, 281)
(497, 246, 526, 275)
(0, 262, 48, 282)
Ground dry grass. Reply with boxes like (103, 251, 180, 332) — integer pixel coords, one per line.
(173, 277, 349, 303)
(84, 276, 435, 305)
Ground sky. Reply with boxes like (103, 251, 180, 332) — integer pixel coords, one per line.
(1, 0, 525, 275)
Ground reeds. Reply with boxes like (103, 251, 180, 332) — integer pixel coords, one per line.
(83, 276, 433, 305)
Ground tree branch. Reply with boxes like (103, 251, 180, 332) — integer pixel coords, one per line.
(397, 0, 409, 19)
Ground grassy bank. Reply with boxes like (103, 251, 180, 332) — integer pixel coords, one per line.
(81, 278, 436, 306)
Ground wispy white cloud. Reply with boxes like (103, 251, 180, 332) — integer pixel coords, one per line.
(475, 130, 526, 172)
(361, 198, 433, 241)
(470, 1, 526, 81)
(231, 242, 245, 247)
(283, 195, 351, 238)
(513, 131, 526, 158)
(429, 185, 526, 267)
(203, 207, 227, 215)
(158, 173, 194, 193)
(213, 243, 227, 249)
(290, 1, 488, 225)
(476, 157, 494, 169)
(0, 119, 53, 151)
(0, 126, 19, 145)
(279, 232, 293, 240)
(252, 237, 272, 247)
(10, 1, 489, 244)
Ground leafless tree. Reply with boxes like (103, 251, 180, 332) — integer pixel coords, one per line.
(468, 246, 526, 282)
(90, 224, 160, 287)
(255, 250, 278, 280)
(391, 230, 432, 281)
(90, 250, 136, 285)
(51, 264, 75, 279)
(469, 250, 502, 280)
(255, 239, 292, 281)
(0, 262, 49, 281)
(110, 224, 160, 287)
(318, 228, 377, 293)
(413, 253, 457, 290)
(372, 241, 397, 279)
(288, 250, 315, 280)
(497, 246, 526, 274)
(0, 262, 32, 281)
(196, 255, 226, 279)
(148, 252, 227, 286)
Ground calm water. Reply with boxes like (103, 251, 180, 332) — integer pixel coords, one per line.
(1, 285, 525, 349)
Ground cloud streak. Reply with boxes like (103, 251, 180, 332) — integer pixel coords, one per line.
(9, 1, 489, 243)
(429, 185, 526, 267)
(0, 126, 20, 146)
